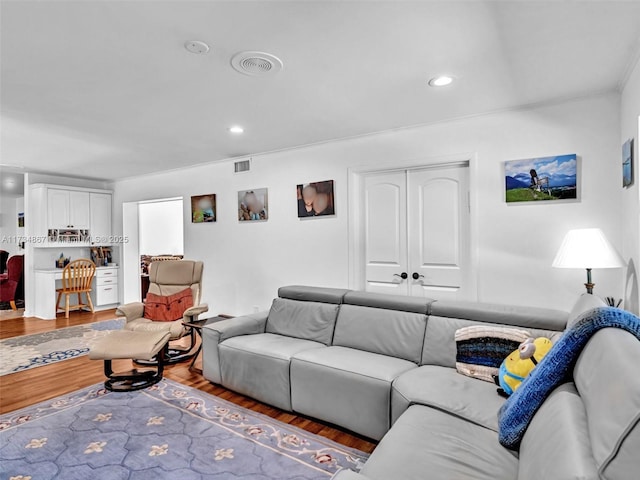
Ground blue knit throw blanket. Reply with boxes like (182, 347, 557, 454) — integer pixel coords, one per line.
(498, 306, 640, 450)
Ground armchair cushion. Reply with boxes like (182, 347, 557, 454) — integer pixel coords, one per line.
(143, 287, 194, 321)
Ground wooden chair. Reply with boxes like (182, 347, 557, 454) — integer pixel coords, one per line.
(55, 259, 96, 318)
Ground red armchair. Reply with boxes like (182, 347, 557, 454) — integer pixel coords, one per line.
(0, 250, 8, 273)
(0, 255, 24, 310)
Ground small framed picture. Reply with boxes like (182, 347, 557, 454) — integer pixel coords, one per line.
(297, 180, 335, 218)
(623, 138, 633, 188)
(191, 194, 216, 223)
(505, 154, 578, 203)
(238, 188, 268, 222)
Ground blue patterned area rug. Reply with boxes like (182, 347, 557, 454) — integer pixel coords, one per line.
(0, 318, 125, 376)
(0, 378, 368, 479)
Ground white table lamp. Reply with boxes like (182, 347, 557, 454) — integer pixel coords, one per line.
(552, 228, 625, 294)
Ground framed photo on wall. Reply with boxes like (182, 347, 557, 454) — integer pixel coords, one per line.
(238, 188, 268, 221)
(191, 194, 216, 223)
(623, 138, 633, 187)
(297, 180, 335, 218)
(505, 154, 578, 203)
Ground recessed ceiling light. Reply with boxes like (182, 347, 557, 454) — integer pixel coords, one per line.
(428, 75, 455, 87)
(184, 40, 210, 55)
(228, 126, 244, 134)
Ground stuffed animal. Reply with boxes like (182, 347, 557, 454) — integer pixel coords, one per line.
(494, 337, 553, 398)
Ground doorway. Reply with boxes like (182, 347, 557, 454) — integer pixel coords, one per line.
(0, 169, 25, 318)
(350, 161, 476, 301)
(121, 197, 184, 304)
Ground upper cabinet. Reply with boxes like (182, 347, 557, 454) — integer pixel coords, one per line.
(47, 189, 90, 229)
(31, 185, 113, 247)
(90, 193, 112, 245)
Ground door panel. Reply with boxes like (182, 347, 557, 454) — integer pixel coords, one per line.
(408, 165, 470, 300)
(69, 191, 90, 228)
(364, 172, 408, 295)
(90, 193, 112, 244)
(48, 189, 70, 228)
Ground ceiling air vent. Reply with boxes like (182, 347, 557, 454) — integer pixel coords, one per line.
(231, 51, 283, 77)
(234, 159, 251, 173)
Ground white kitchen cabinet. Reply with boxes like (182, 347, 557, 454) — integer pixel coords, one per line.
(69, 191, 90, 228)
(90, 193, 112, 245)
(31, 185, 112, 247)
(95, 267, 119, 305)
(47, 189, 90, 229)
(47, 189, 71, 228)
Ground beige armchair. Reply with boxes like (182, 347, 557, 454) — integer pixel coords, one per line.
(116, 259, 208, 363)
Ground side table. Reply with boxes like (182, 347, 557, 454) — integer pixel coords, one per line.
(183, 314, 233, 373)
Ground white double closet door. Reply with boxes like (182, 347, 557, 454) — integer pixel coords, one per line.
(363, 163, 471, 300)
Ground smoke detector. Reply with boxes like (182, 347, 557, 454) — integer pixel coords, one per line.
(184, 40, 210, 55)
(231, 51, 283, 76)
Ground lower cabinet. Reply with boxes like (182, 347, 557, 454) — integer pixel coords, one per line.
(95, 267, 118, 306)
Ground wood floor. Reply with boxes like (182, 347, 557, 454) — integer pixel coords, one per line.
(0, 309, 377, 454)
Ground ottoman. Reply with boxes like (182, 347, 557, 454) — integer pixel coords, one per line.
(89, 330, 171, 391)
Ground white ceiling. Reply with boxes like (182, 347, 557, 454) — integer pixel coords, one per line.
(1, 0, 640, 181)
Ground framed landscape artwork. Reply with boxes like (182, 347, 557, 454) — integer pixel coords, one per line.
(191, 194, 216, 223)
(238, 188, 268, 222)
(505, 154, 578, 203)
(623, 138, 633, 187)
(297, 180, 335, 218)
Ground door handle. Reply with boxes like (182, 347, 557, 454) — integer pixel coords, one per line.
(412, 272, 424, 280)
(394, 272, 408, 280)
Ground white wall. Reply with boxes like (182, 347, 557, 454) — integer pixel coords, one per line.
(620, 57, 640, 314)
(113, 93, 623, 316)
(139, 199, 184, 256)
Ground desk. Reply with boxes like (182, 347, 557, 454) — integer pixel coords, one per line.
(34, 266, 119, 319)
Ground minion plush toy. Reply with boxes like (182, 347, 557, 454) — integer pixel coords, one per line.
(494, 337, 553, 398)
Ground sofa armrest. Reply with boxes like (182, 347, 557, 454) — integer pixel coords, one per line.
(331, 470, 373, 480)
(183, 303, 209, 321)
(116, 302, 145, 322)
(205, 311, 268, 341)
(201, 311, 268, 384)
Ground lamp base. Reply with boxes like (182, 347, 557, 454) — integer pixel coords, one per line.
(585, 268, 594, 294)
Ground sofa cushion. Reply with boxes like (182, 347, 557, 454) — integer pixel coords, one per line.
(201, 312, 268, 385)
(360, 404, 518, 480)
(573, 328, 640, 479)
(391, 365, 505, 430)
(422, 316, 560, 367)
(219, 333, 326, 411)
(278, 285, 350, 304)
(455, 325, 531, 382)
(343, 290, 434, 314)
(290, 346, 417, 440)
(332, 304, 427, 363)
(266, 297, 339, 345)
(518, 383, 598, 480)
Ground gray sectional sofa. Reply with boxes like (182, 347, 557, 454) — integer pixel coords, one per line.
(201, 286, 640, 480)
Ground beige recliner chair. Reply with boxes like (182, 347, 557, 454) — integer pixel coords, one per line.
(116, 259, 208, 363)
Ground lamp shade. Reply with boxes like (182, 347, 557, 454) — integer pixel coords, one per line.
(552, 228, 625, 269)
